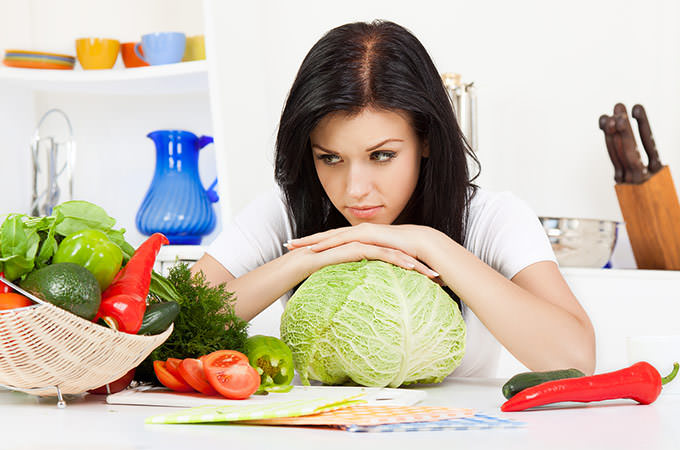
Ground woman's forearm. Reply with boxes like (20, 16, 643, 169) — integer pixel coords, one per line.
(191, 248, 317, 322)
(421, 228, 596, 374)
(225, 248, 317, 321)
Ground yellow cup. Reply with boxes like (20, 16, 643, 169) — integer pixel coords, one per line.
(75, 38, 120, 70)
(182, 35, 205, 61)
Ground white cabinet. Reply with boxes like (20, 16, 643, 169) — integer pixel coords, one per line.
(0, 60, 208, 95)
(496, 268, 680, 377)
(0, 1, 223, 249)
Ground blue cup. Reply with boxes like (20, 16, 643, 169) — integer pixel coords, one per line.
(134, 32, 186, 65)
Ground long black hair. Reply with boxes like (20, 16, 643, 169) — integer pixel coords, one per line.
(275, 19, 479, 252)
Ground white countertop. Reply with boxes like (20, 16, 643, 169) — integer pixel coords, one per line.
(2, 378, 678, 450)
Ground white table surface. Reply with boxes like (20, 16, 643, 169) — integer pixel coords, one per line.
(1, 377, 678, 450)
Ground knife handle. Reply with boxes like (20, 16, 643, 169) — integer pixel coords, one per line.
(605, 116, 630, 183)
(632, 104, 663, 174)
(614, 105, 648, 184)
(599, 114, 625, 183)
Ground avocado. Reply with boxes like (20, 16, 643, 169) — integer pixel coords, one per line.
(21, 262, 101, 320)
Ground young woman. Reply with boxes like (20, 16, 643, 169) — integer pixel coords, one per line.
(192, 20, 595, 377)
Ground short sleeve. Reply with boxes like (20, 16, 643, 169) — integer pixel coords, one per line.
(206, 187, 293, 278)
(465, 190, 556, 280)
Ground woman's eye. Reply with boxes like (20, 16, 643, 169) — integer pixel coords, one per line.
(371, 151, 396, 162)
(317, 154, 341, 165)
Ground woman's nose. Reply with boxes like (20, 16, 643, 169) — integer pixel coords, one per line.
(346, 163, 372, 199)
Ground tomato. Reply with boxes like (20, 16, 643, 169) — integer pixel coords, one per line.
(0, 272, 12, 293)
(179, 358, 218, 396)
(88, 369, 136, 395)
(153, 360, 194, 392)
(204, 349, 248, 366)
(203, 350, 260, 399)
(0, 293, 33, 310)
(165, 358, 183, 378)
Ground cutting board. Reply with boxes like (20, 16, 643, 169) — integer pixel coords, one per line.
(107, 385, 427, 408)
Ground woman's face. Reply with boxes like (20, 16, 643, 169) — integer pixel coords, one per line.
(310, 108, 428, 226)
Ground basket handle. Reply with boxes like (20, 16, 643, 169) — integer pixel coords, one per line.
(0, 275, 50, 306)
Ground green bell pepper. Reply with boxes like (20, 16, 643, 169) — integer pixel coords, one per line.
(52, 229, 123, 290)
(244, 335, 294, 392)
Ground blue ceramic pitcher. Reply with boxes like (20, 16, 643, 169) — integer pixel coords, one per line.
(136, 130, 219, 245)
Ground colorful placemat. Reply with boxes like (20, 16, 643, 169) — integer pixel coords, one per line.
(145, 395, 364, 424)
(340, 413, 527, 432)
(241, 405, 475, 426)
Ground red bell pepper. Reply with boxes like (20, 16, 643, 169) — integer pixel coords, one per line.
(94, 233, 168, 334)
(0, 272, 12, 293)
(501, 361, 679, 412)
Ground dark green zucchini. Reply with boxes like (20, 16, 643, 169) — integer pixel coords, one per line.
(137, 301, 180, 335)
(502, 368, 585, 399)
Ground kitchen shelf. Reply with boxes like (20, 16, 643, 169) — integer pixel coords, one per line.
(0, 60, 208, 95)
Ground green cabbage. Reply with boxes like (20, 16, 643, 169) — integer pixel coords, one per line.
(280, 260, 466, 387)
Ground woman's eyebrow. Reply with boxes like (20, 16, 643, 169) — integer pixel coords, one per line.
(311, 138, 404, 154)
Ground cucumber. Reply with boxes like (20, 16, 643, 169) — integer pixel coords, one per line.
(137, 301, 180, 335)
(502, 368, 585, 399)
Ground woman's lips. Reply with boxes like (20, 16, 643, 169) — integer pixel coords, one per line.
(347, 206, 382, 219)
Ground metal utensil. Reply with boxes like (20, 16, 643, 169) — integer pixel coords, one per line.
(30, 109, 76, 216)
(539, 217, 618, 268)
(441, 73, 478, 152)
(631, 104, 663, 174)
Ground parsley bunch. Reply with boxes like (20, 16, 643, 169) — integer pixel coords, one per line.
(136, 263, 249, 382)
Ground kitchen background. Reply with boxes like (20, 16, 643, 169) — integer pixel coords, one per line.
(1, 0, 679, 375)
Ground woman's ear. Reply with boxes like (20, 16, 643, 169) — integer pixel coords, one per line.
(422, 141, 430, 158)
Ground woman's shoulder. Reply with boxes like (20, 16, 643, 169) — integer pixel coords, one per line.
(465, 187, 555, 278)
(468, 187, 533, 219)
(238, 185, 293, 235)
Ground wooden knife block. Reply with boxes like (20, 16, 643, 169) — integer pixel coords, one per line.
(615, 166, 680, 269)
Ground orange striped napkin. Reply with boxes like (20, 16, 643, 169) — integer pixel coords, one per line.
(240, 405, 475, 426)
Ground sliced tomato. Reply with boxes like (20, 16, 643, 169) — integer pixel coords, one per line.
(204, 350, 249, 366)
(179, 358, 218, 396)
(165, 358, 183, 378)
(0, 293, 33, 310)
(153, 360, 194, 392)
(203, 350, 260, 400)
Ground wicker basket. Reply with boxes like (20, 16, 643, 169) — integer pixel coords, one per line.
(0, 302, 172, 396)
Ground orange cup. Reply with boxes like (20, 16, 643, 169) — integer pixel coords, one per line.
(120, 42, 149, 68)
(75, 38, 120, 70)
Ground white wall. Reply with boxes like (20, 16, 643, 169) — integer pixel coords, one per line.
(206, 0, 680, 224)
(4, 0, 679, 241)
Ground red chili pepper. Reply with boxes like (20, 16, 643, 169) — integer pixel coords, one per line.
(501, 361, 679, 412)
(94, 233, 168, 334)
(0, 272, 12, 293)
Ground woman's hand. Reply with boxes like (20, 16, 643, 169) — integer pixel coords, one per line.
(286, 223, 440, 279)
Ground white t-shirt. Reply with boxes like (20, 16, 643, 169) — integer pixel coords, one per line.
(207, 186, 557, 377)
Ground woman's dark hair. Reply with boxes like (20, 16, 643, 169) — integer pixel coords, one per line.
(275, 19, 480, 251)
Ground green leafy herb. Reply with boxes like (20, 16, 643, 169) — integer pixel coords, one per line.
(136, 263, 249, 382)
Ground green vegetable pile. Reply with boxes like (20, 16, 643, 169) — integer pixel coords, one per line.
(0, 201, 134, 282)
(281, 260, 466, 388)
(136, 262, 249, 381)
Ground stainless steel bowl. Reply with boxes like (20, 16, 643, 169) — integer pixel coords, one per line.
(539, 217, 619, 268)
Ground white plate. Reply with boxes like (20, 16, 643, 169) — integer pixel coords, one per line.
(106, 385, 426, 408)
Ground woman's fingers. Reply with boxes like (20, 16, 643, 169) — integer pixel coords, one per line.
(324, 242, 438, 279)
(285, 227, 351, 249)
(291, 223, 416, 257)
